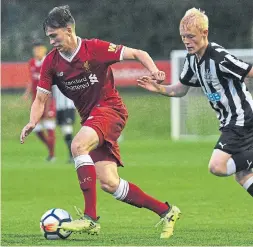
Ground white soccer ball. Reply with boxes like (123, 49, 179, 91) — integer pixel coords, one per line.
(40, 208, 72, 240)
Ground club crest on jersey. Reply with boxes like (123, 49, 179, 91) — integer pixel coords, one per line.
(83, 61, 91, 73)
(204, 69, 218, 84)
(108, 43, 119, 53)
(204, 69, 213, 84)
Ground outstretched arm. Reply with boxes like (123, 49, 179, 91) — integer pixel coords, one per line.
(122, 47, 165, 83)
(137, 76, 189, 97)
(20, 90, 49, 143)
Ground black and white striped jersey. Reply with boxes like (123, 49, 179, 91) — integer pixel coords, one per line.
(180, 42, 253, 128)
(52, 85, 75, 111)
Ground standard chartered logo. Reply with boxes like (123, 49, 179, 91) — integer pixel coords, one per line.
(63, 74, 99, 90)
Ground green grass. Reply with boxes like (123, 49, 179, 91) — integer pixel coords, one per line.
(183, 95, 219, 136)
(2, 92, 253, 246)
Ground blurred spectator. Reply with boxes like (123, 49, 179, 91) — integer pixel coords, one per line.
(23, 41, 56, 162)
(52, 85, 76, 163)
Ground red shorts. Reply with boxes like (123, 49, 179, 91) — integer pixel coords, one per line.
(83, 105, 128, 166)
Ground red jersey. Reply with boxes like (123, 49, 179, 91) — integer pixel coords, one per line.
(38, 38, 127, 122)
(28, 58, 44, 101)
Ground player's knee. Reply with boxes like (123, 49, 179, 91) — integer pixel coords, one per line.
(71, 139, 89, 155)
(208, 161, 227, 176)
(99, 177, 119, 194)
(71, 127, 99, 156)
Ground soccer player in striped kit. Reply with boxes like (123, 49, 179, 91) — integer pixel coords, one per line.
(52, 85, 76, 163)
(138, 8, 253, 197)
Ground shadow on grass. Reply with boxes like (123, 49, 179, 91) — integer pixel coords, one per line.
(1, 233, 100, 246)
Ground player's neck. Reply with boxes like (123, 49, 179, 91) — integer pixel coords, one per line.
(61, 35, 79, 58)
(195, 42, 209, 62)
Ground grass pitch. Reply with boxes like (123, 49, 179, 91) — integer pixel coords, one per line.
(1, 92, 253, 246)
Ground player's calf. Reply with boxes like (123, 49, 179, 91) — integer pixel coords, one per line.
(96, 161, 120, 193)
(100, 179, 119, 193)
(235, 171, 253, 197)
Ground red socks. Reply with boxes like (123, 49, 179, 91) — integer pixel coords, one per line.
(75, 155, 97, 220)
(36, 130, 55, 158)
(113, 179, 169, 216)
(36, 131, 48, 145)
(47, 129, 55, 157)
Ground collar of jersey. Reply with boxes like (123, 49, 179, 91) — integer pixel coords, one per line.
(196, 43, 211, 65)
(59, 36, 82, 62)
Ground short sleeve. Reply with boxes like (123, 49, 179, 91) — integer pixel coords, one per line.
(179, 56, 201, 87)
(92, 39, 124, 64)
(219, 53, 252, 82)
(37, 55, 54, 94)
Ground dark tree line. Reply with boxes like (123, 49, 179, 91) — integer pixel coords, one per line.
(2, 0, 253, 61)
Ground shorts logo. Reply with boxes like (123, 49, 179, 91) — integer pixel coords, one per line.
(218, 142, 227, 149)
(247, 160, 252, 169)
(83, 61, 91, 73)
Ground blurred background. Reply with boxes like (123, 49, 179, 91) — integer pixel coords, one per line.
(2, 1, 253, 246)
(2, 0, 253, 61)
(2, 0, 253, 138)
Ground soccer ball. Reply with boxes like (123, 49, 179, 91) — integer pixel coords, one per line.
(40, 208, 72, 240)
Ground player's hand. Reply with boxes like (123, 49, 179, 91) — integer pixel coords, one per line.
(137, 76, 161, 93)
(20, 122, 36, 144)
(151, 70, 166, 84)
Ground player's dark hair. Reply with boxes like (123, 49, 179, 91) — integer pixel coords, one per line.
(43, 5, 75, 32)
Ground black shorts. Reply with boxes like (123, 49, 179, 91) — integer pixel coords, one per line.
(56, 109, 76, 126)
(214, 125, 253, 155)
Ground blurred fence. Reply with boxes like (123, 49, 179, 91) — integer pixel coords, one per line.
(2, 0, 253, 90)
(1, 60, 171, 89)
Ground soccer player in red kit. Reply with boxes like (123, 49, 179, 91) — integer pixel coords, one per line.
(20, 5, 181, 238)
(23, 42, 56, 161)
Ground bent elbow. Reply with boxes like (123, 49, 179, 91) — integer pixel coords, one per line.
(134, 49, 148, 59)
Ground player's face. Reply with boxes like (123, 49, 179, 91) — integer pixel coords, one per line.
(33, 46, 47, 60)
(45, 27, 69, 52)
(180, 26, 208, 56)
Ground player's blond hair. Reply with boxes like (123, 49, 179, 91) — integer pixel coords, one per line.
(180, 8, 209, 32)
